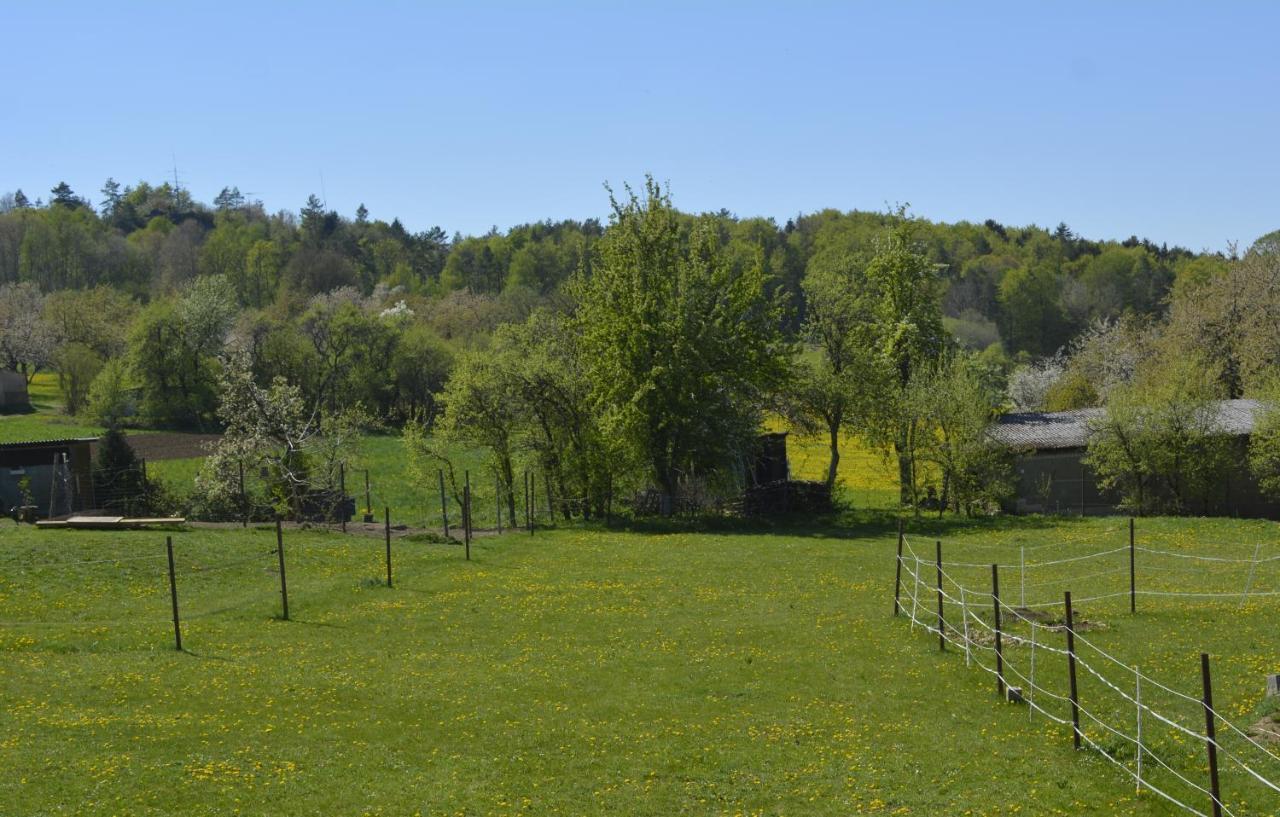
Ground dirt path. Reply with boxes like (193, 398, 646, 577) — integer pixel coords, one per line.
(123, 432, 221, 461)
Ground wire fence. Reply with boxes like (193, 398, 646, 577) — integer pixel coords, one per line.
(0, 498, 525, 646)
(270, 463, 558, 536)
(895, 529, 1280, 817)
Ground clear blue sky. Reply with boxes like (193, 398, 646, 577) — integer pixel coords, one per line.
(4, 2, 1277, 251)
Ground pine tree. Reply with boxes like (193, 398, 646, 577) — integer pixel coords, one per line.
(94, 428, 153, 515)
(214, 186, 245, 211)
(99, 178, 121, 217)
(50, 181, 81, 209)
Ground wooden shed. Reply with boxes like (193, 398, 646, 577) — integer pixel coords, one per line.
(989, 400, 1279, 518)
(0, 370, 30, 411)
(0, 437, 99, 518)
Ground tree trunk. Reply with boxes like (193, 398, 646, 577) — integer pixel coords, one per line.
(895, 427, 914, 511)
(657, 470, 676, 516)
(825, 420, 841, 491)
(501, 458, 517, 525)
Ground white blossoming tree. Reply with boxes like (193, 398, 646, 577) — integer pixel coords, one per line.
(197, 351, 366, 521)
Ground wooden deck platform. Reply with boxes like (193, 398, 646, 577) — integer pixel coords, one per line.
(35, 516, 186, 529)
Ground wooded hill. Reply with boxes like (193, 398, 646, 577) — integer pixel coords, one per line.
(0, 179, 1236, 359)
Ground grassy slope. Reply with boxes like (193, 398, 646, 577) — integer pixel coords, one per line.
(4, 516, 1277, 816)
(0, 372, 104, 441)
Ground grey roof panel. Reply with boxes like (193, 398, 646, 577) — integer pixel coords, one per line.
(0, 436, 101, 450)
(991, 399, 1266, 450)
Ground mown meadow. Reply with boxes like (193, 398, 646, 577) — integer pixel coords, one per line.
(3, 514, 1279, 816)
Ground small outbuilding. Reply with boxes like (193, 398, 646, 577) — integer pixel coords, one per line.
(751, 432, 790, 486)
(0, 370, 30, 412)
(990, 399, 1278, 518)
(0, 437, 99, 518)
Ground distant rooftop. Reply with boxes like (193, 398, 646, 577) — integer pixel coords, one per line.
(990, 399, 1266, 451)
(0, 436, 101, 450)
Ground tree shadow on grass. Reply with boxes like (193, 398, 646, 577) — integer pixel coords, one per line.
(594, 507, 1102, 543)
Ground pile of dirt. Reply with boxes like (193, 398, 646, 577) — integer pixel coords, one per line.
(1007, 607, 1056, 625)
(1247, 714, 1280, 745)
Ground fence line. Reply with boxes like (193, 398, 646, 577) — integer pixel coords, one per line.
(895, 544, 1279, 817)
(903, 530, 1280, 609)
(899, 565, 1225, 816)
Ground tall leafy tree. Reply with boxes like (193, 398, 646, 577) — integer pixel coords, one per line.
(865, 213, 946, 505)
(1085, 355, 1231, 515)
(907, 354, 1011, 515)
(791, 245, 885, 490)
(128, 276, 237, 428)
(570, 179, 789, 506)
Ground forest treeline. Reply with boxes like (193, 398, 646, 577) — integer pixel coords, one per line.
(0, 178, 1233, 360)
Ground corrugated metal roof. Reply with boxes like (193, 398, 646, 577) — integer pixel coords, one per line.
(0, 436, 100, 450)
(990, 399, 1266, 451)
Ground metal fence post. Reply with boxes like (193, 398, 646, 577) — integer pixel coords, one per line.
(935, 540, 945, 652)
(992, 564, 1004, 698)
(1201, 653, 1224, 817)
(1065, 591, 1080, 750)
(439, 469, 449, 538)
(893, 520, 904, 617)
(166, 535, 182, 651)
(1129, 517, 1136, 614)
(276, 517, 289, 621)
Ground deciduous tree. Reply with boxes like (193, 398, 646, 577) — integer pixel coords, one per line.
(570, 179, 789, 507)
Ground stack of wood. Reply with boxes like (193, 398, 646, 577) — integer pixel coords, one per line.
(741, 480, 832, 516)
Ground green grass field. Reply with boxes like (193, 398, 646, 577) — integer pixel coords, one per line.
(0, 372, 104, 441)
(8, 372, 1278, 814)
(4, 515, 1278, 815)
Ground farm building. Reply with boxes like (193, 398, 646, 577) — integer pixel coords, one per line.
(0, 370, 30, 411)
(990, 399, 1280, 518)
(0, 437, 99, 518)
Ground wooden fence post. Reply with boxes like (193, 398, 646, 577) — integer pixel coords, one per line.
(992, 564, 1004, 698)
(1065, 591, 1081, 750)
(439, 469, 449, 538)
(166, 535, 182, 651)
(340, 462, 347, 533)
(496, 474, 502, 534)
(239, 460, 247, 528)
(275, 517, 289, 621)
(935, 540, 945, 652)
(525, 470, 533, 535)
(1201, 653, 1224, 817)
(464, 484, 471, 561)
(893, 519, 904, 617)
(385, 506, 392, 588)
